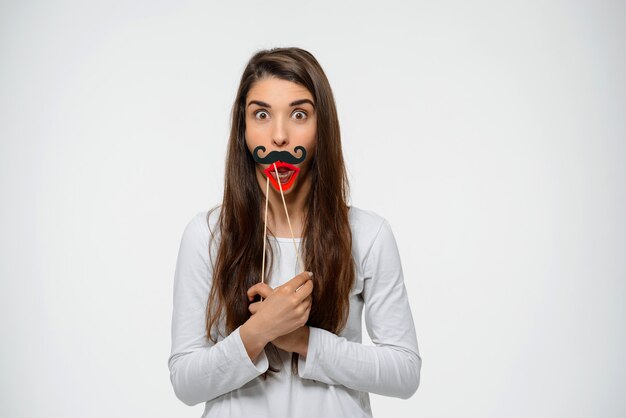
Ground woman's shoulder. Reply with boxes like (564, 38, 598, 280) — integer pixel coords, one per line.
(182, 205, 222, 247)
(348, 205, 388, 237)
(178, 206, 222, 267)
(347, 206, 395, 264)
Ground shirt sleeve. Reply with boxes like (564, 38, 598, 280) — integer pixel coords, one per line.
(167, 213, 269, 406)
(297, 219, 422, 399)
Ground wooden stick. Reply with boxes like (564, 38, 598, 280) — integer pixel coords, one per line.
(273, 163, 305, 273)
(260, 175, 269, 302)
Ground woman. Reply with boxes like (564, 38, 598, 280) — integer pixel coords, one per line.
(168, 47, 421, 417)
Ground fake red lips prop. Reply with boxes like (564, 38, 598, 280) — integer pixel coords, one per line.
(253, 146, 307, 192)
(264, 161, 300, 191)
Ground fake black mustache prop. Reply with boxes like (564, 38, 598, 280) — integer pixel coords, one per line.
(252, 146, 307, 165)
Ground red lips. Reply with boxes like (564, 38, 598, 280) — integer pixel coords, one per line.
(263, 161, 300, 192)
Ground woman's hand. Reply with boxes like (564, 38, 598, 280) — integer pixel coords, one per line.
(270, 325, 310, 357)
(247, 271, 313, 355)
(248, 288, 312, 357)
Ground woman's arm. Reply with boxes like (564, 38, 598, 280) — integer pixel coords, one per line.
(167, 213, 269, 406)
(297, 219, 422, 399)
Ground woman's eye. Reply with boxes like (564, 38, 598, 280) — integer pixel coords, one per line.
(254, 110, 269, 120)
(293, 110, 307, 120)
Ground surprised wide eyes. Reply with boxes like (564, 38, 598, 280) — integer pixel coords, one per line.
(254, 109, 308, 121)
(254, 110, 269, 120)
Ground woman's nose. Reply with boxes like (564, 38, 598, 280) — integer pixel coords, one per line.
(271, 118, 288, 147)
(272, 136, 288, 146)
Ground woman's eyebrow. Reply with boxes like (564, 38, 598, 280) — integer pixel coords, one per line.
(290, 99, 315, 108)
(247, 99, 315, 108)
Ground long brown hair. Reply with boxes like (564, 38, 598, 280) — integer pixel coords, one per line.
(206, 47, 354, 377)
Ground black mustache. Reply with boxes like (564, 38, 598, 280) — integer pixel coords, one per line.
(252, 146, 307, 165)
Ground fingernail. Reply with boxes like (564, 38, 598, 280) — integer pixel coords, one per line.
(307, 271, 313, 277)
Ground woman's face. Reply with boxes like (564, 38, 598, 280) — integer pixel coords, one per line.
(245, 77, 317, 195)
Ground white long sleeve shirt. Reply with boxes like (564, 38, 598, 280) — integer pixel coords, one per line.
(168, 206, 421, 417)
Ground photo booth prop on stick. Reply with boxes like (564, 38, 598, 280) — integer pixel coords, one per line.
(252, 146, 308, 300)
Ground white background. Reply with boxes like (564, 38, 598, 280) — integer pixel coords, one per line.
(1, 1, 625, 417)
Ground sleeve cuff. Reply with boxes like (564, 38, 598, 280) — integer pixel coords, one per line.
(232, 326, 269, 374)
(298, 326, 321, 380)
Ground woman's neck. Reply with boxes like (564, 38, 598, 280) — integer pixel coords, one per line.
(265, 176, 311, 238)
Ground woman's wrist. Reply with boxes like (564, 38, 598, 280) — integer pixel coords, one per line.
(298, 326, 310, 358)
(240, 316, 270, 361)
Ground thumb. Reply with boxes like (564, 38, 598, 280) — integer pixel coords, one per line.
(247, 282, 274, 301)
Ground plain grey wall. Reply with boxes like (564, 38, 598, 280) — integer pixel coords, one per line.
(1, 0, 624, 417)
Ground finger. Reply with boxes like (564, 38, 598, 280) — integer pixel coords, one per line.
(249, 301, 262, 315)
(295, 277, 314, 293)
(247, 282, 274, 301)
(294, 278, 314, 302)
(286, 271, 313, 293)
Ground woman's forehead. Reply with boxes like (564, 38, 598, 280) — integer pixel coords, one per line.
(246, 77, 314, 105)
